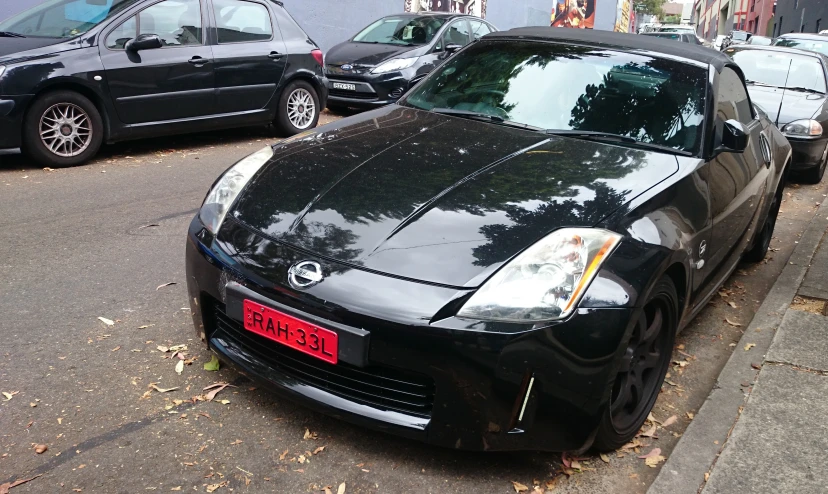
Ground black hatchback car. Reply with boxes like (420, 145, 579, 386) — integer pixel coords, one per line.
(324, 12, 496, 111)
(186, 28, 789, 452)
(0, 0, 327, 167)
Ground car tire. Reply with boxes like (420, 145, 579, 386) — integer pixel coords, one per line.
(802, 150, 827, 184)
(275, 80, 320, 136)
(744, 178, 784, 262)
(592, 276, 678, 452)
(23, 90, 104, 168)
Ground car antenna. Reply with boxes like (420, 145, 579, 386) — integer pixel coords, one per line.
(775, 59, 793, 128)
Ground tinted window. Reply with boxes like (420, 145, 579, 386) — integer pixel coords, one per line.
(717, 67, 753, 125)
(403, 41, 707, 154)
(214, 0, 272, 43)
(139, 0, 202, 46)
(105, 14, 136, 49)
(731, 31, 749, 41)
(0, 0, 140, 38)
(443, 20, 471, 47)
(773, 37, 828, 56)
(728, 49, 827, 93)
(644, 33, 681, 40)
(353, 16, 446, 46)
(469, 20, 491, 40)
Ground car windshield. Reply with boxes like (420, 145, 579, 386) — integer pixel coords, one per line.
(0, 0, 138, 38)
(352, 16, 446, 46)
(732, 32, 750, 41)
(644, 33, 681, 40)
(748, 36, 772, 45)
(773, 37, 828, 56)
(402, 41, 707, 155)
(729, 49, 827, 93)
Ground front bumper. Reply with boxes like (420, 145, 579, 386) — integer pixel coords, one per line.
(0, 94, 31, 149)
(788, 136, 828, 171)
(325, 72, 412, 109)
(185, 216, 637, 451)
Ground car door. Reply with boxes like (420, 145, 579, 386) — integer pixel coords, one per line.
(703, 67, 768, 286)
(415, 19, 472, 78)
(99, 0, 215, 125)
(208, 0, 287, 115)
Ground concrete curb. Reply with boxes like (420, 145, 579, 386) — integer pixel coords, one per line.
(648, 198, 828, 494)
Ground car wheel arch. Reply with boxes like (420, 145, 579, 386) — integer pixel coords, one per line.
(26, 81, 112, 143)
(279, 71, 325, 104)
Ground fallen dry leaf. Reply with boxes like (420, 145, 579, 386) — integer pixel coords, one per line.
(324, 488, 333, 494)
(218, 399, 230, 405)
(744, 343, 756, 352)
(34, 444, 48, 454)
(312, 446, 325, 455)
(97, 317, 115, 326)
(751, 363, 762, 370)
(728, 301, 738, 309)
(600, 453, 610, 463)
(111, 346, 120, 352)
(303, 428, 318, 440)
(1, 391, 17, 401)
(175, 360, 184, 375)
(337, 483, 346, 494)
(298, 455, 306, 464)
(725, 317, 742, 327)
(150, 384, 178, 393)
(203, 383, 231, 401)
(704, 472, 710, 481)
(205, 482, 228, 493)
(662, 415, 678, 428)
(171, 488, 182, 492)
(687, 412, 695, 419)
(156, 282, 177, 290)
(645, 455, 666, 467)
(511, 481, 529, 493)
(639, 423, 657, 438)
(230, 440, 242, 445)
(279, 449, 289, 461)
(0, 475, 42, 494)
(638, 447, 662, 459)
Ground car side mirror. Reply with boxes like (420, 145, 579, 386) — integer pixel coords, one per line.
(126, 34, 163, 52)
(445, 43, 462, 54)
(716, 119, 749, 154)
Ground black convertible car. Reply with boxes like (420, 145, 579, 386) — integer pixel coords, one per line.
(186, 28, 790, 452)
(726, 45, 828, 182)
(0, 0, 326, 167)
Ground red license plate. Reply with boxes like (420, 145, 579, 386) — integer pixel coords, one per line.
(243, 299, 338, 364)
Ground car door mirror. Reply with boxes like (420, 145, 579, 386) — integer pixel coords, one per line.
(716, 119, 749, 154)
(126, 34, 163, 52)
(445, 43, 463, 54)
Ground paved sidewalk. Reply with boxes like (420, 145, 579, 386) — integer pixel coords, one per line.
(650, 199, 828, 494)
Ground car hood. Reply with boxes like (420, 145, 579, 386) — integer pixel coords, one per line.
(748, 85, 827, 127)
(0, 36, 70, 61)
(232, 106, 679, 287)
(325, 41, 421, 69)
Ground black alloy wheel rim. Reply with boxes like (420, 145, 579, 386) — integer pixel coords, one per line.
(610, 299, 672, 433)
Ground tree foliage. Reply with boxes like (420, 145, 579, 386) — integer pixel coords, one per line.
(634, 0, 666, 17)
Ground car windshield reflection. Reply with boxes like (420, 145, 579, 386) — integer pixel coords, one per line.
(352, 16, 446, 46)
(401, 41, 707, 155)
(0, 0, 141, 38)
(730, 49, 827, 93)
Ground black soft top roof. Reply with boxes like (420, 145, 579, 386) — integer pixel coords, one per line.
(485, 27, 732, 71)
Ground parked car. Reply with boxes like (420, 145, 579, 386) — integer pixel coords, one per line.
(654, 24, 704, 44)
(186, 28, 790, 452)
(772, 33, 828, 56)
(726, 44, 828, 182)
(0, 0, 327, 167)
(324, 12, 496, 111)
(746, 35, 772, 46)
(640, 32, 701, 44)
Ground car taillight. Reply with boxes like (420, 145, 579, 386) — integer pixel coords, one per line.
(311, 49, 323, 66)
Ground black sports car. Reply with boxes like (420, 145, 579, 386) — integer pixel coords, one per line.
(0, 0, 326, 167)
(324, 12, 496, 111)
(726, 45, 828, 182)
(186, 28, 790, 452)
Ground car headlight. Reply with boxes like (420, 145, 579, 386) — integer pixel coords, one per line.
(457, 228, 621, 322)
(782, 119, 823, 138)
(371, 57, 418, 74)
(199, 145, 274, 235)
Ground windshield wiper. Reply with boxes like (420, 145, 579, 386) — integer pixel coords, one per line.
(0, 31, 25, 38)
(431, 108, 544, 131)
(786, 86, 826, 95)
(745, 80, 780, 88)
(544, 129, 692, 156)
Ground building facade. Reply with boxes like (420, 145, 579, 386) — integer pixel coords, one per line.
(774, 0, 827, 36)
(693, 0, 774, 39)
(1, 0, 637, 51)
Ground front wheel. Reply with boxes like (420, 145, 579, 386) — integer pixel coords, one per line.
(593, 276, 678, 452)
(744, 180, 784, 262)
(802, 147, 828, 184)
(275, 80, 320, 136)
(23, 90, 104, 168)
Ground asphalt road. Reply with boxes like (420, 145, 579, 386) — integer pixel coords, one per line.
(2, 115, 827, 494)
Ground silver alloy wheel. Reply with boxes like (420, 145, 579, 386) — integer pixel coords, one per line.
(286, 88, 316, 130)
(39, 103, 92, 157)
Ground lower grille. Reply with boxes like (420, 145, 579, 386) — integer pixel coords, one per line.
(328, 89, 377, 100)
(211, 304, 435, 418)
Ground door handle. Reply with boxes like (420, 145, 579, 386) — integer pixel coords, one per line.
(188, 56, 209, 64)
(268, 52, 284, 59)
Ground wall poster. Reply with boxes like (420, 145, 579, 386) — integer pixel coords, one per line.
(614, 0, 632, 32)
(405, 0, 487, 18)
(551, 0, 595, 29)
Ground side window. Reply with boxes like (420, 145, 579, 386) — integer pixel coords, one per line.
(442, 20, 471, 48)
(139, 0, 202, 47)
(469, 20, 491, 40)
(717, 68, 754, 125)
(213, 0, 273, 43)
(106, 15, 137, 49)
